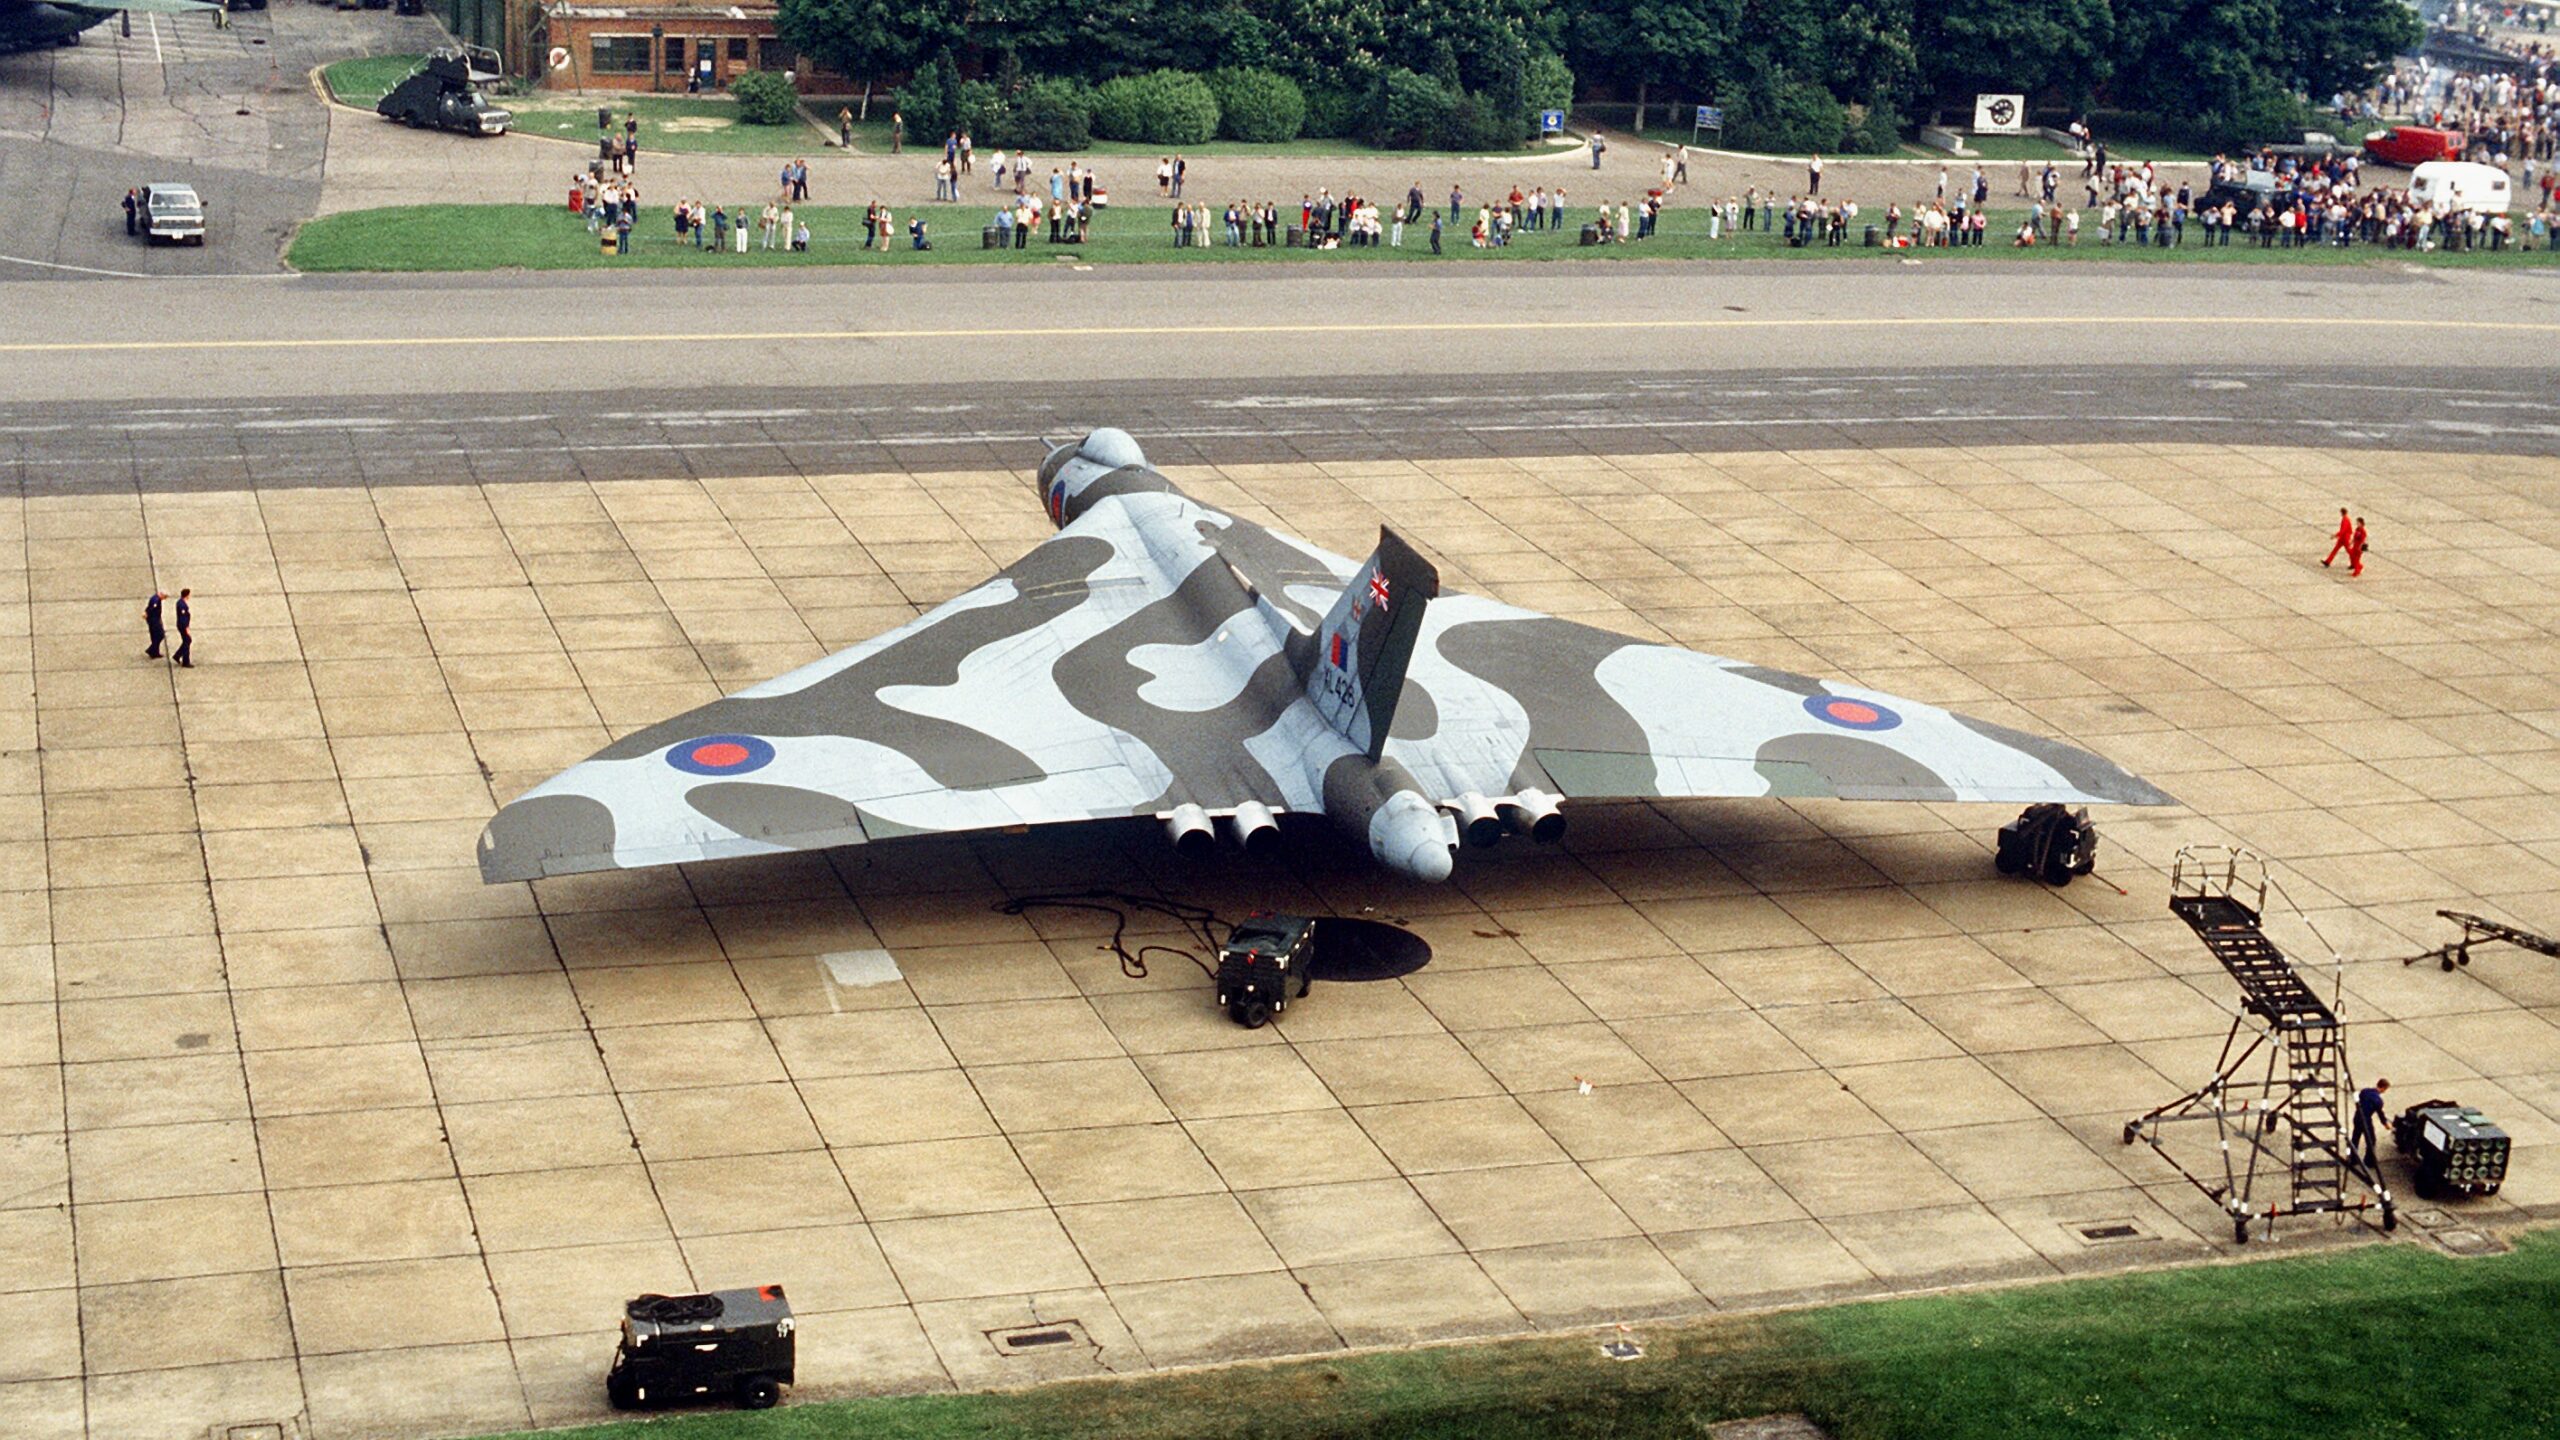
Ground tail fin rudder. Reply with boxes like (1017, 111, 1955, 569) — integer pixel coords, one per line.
(1307, 529, 1439, 760)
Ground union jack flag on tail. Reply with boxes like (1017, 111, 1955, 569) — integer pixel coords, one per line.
(1304, 529, 1439, 761)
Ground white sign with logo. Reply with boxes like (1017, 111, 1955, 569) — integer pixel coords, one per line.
(1973, 93, 2025, 134)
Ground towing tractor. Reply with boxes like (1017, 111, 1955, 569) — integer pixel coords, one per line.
(376, 50, 513, 136)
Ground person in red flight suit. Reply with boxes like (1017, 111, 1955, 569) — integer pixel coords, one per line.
(2347, 517, 2368, 578)
(2322, 507, 2352, 567)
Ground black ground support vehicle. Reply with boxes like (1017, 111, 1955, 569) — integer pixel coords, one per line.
(1995, 803, 2098, 886)
(2394, 1101, 2511, 1199)
(1215, 913, 1315, 1028)
(607, 1287, 795, 1412)
(376, 51, 513, 136)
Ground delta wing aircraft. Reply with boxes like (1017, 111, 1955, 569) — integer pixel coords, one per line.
(480, 429, 2171, 885)
(1, 0, 220, 55)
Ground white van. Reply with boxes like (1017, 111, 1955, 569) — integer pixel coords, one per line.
(2409, 161, 2512, 214)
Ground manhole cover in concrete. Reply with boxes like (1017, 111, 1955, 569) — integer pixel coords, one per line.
(989, 1320, 1090, 1356)
(2069, 1219, 2146, 1244)
(2435, 1228, 2502, 1256)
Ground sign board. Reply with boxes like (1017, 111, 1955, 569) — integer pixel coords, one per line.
(1539, 109, 1565, 134)
(1695, 105, 1725, 130)
(1973, 93, 2025, 134)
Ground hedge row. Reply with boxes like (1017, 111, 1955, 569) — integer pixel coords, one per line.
(897, 58, 1568, 152)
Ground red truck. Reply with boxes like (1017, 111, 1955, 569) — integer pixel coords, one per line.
(2363, 125, 2465, 167)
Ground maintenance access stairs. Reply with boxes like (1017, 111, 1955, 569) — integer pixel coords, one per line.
(2402, 909, 2560, 971)
(2126, 847, 2392, 1243)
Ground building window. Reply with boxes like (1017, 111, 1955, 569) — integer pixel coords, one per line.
(727, 37, 748, 62)
(757, 36, 790, 72)
(664, 36, 687, 73)
(590, 35, 650, 73)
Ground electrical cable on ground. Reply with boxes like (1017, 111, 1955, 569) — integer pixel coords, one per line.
(996, 889, 1227, 980)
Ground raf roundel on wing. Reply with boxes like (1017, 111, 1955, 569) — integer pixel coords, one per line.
(1803, 694, 1903, 731)
(667, 734, 778, 776)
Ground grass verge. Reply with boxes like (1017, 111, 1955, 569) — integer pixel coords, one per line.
(288, 201, 2560, 273)
(321, 54, 426, 108)
(471, 1231, 2560, 1440)
(508, 95, 824, 155)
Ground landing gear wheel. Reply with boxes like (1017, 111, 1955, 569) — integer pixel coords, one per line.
(2233, 1215, 2253, 1245)
(1232, 999, 1272, 1029)
(2121, 1120, 2140, 1145)
(2381, 1200, 2397, 1232)
(738, 1376, 780, 1410)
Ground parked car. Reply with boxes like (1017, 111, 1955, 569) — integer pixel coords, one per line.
(2363, 125, 2465, 167)
(138, 183, 204, 244)
(2258, 131, 2351, 160)
(2410, 160, 2513, 214)
(2199, 168, 2280, 218)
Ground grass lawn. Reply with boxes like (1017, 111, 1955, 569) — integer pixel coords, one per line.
(469, 1231, 2560, 1440)
(505, 94, 825, 155)
(288, 200, 2560, 273)
(320, 54, 426, 108)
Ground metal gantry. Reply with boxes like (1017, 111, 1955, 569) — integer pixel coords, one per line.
(2122, 846, 2395, 1244)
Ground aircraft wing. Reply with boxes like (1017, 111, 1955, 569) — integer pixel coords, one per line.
(64, 0, 223, 13)
(478, 495, 1299, 882)
(1400, 601, 2174, 809)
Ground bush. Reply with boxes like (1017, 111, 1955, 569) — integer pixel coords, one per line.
(1205, 68, 1305, 143)
(1091, 69, 1220, 146)
(896, 49, 960, 140)
(1371, 68, 1456, 149)
(729, 70, 798, 127)
(1002, 77, 1093, 151)
(949, 78, 1004, 143)
(1847, 97, 1904, 155)
(1524, 49, 1573, 122)
(1726, 78, 1849, 156)
(1302, 83, 1369, 140)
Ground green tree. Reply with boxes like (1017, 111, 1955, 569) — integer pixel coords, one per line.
(774, 0, 961, 92)
(1570, 0, 1739, 127)
(2114, 0, 2293, 144)
(2274, 0, 2421, 99)
(1915, 0, 2113, 115)
(897, 46, 963, 139)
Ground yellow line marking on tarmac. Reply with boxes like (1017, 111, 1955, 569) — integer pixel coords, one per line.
(3, 314, 2558, 355)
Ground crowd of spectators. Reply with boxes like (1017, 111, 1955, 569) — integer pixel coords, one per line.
(563, 80, 2560, 264)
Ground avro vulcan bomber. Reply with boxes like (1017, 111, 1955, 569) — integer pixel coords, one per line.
(480, 430, 2170, 885)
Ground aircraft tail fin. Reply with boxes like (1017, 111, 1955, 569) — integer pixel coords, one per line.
(1307, 529, 1439, 760)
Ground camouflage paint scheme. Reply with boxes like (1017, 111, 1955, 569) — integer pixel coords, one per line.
(479, 429, 2173, 885)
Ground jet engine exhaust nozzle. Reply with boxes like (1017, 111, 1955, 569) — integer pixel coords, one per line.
(1164, 804, 1216, 859)
(1222, 802, 1281, 857)
(1452, 793, 1504, 849)
(1498, 790, 1567, 844)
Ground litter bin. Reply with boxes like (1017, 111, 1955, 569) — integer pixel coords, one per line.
(1579, 223, 1600, 246)
(1285, 226, 1305, 247)
(597, 106, 613, 131)
(600, 232, 619, 256)
(599, 137, 614, 160)
(1864, 224, 1879, 247)
(982, 227, 1002, 250)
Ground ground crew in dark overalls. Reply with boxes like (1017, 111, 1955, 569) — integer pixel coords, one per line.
(143, 589, 165, 657)
(172, 588, 193, 668)
(2352, 1077, 2389, 1169)
(124, 189, 139, 237)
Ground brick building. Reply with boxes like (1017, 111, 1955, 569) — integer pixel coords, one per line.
(529, 2, 850, 93)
